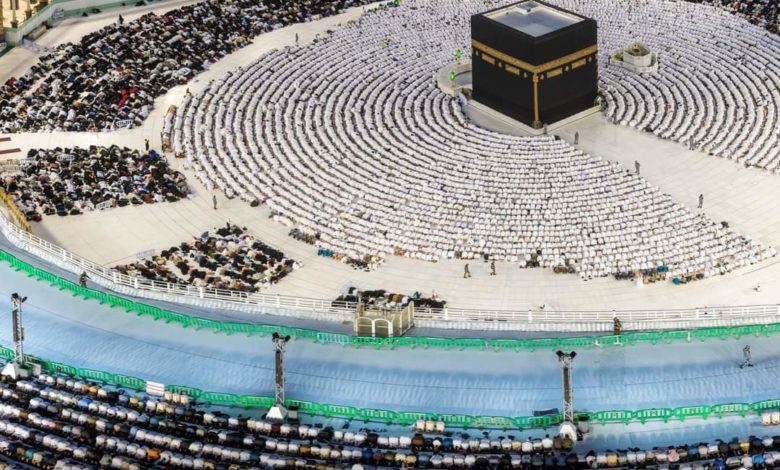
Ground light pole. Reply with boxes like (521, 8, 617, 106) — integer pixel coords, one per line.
(556, 350, 578, 440)
(1, 293, 28, 380)
(267, 332, 291, 421)
(11, 293, 26, 366)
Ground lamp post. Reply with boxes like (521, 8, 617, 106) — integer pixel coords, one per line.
(11, 293, 26, 366)
(267, 332, 291, 421)
(1, 293, 29, 380)
(556, 350, 578, 440)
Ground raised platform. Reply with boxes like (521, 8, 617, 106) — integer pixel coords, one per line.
(467, 98, 601, 137)
(434, 61, 472, 96)
(610, 45, 659, 74)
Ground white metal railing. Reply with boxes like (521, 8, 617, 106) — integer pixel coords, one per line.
(0, 208, 778, 330)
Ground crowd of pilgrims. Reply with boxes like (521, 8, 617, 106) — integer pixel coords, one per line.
(114, 223, 299, 292)
(334, 287, 446, 310)
(0, 146, 187, 221)
(695, 0, 779, 33)
(3, 365, 780, 468)
(0, 0, 370, 133)
(0, 0, 773, 133)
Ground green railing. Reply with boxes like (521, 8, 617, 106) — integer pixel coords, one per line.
(3, 343, 780, 430)
(2, 247, 780, 353)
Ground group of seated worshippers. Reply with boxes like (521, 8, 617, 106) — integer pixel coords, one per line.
(114, 223, 299, 292)
(334, 287, 446, 310)
(0, 145, 188, 221)
(293, 228, 383, 271)
(690, 0, 779, 33)
(0, 0, 370, 133)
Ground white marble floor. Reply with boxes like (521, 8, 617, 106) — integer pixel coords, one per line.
(1, 2, 779, 313)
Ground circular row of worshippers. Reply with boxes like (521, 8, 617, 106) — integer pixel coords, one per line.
(590, 0, 780, 171)
(686, 0, 779, 33)
(172, 0, 775, 281)
(0, 0, 370, 133)
(1, 367, 779, 469)
(0, 0, 776, 140)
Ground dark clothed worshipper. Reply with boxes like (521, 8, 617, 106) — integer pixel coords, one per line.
(0, 0, 374, 133)
(740, 344, 753, 368)
(79, 271, 89, 288)
(0, 146, 188, 220)
(114, 224, 299, 293)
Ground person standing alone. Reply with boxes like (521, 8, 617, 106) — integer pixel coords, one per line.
(740, 345, 753, 368)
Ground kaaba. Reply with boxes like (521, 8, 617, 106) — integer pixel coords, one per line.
(471, 0, 598, 128)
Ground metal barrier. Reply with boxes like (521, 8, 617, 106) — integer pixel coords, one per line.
(0, 189, 32, 233)
(6, 344, 780, 429)
(3, 246, 780, 353)
(0, 209, 778, 331)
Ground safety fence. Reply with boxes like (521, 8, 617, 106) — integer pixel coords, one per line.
(1, 344, 779, 430)
(3, 247, 780, 353)
(0, 209, 778, 332)
(0, 188, 32, 233)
